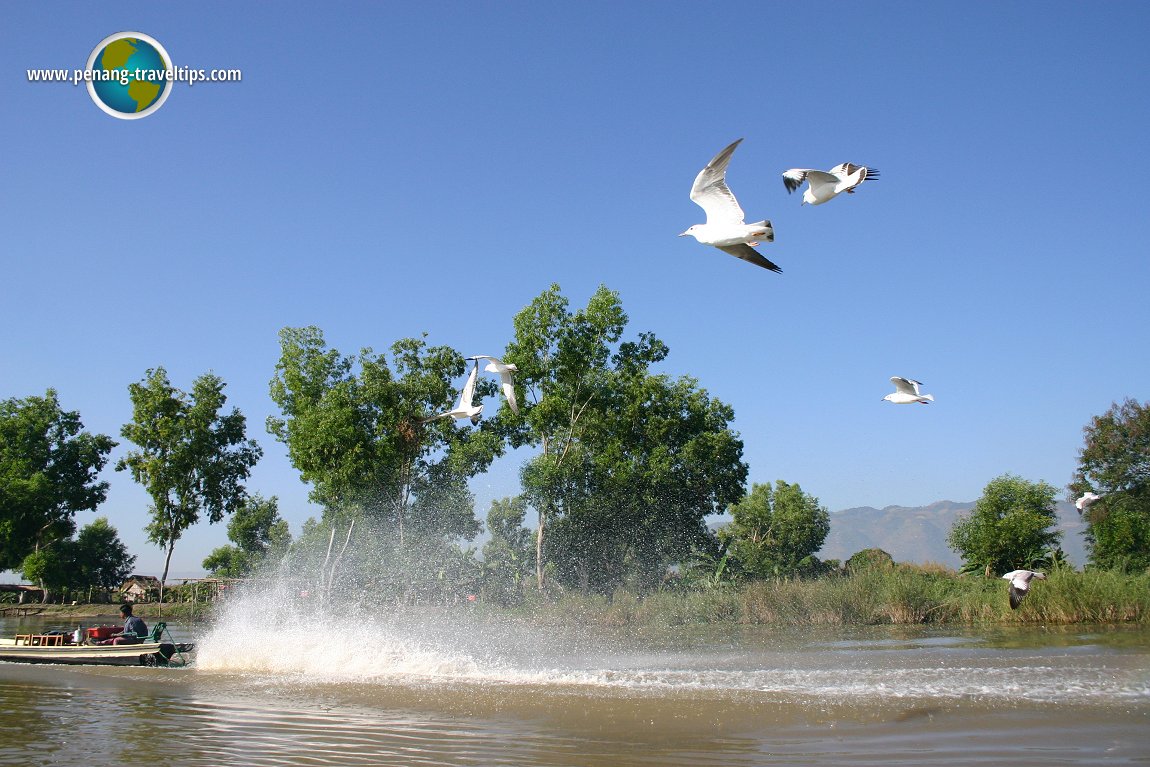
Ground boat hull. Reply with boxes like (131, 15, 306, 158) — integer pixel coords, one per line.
(0, 640, 194, 666)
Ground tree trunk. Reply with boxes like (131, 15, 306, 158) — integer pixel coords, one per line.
(535, 433, 550, 591)
(160, 540, 176, 609)
(535, 508, 546, 590)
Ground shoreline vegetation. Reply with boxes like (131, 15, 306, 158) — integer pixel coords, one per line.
(11, 566, 1148, 627)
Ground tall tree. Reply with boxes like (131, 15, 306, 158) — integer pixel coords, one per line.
(507, 284, 746, 593)
(503, 284, 634, 589)
(202, 493, 291, 577)
(0, 389, 115, 571)
(267, 327, 501, 581)
(719, 481, 830, 579)
(548, 371, 747, 593)
(117, 368, 262, 598)
(948, 474, 1062, 576)
(1069, 398, 1150, 570)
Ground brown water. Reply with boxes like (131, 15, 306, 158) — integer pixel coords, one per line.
(1, 608, 1147, 766)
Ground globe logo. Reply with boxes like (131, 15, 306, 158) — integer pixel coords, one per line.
(86, 32, 172, 119)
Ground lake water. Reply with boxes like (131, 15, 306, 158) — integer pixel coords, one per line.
(1, 600, 1147, 766)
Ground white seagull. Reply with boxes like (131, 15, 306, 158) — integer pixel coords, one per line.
(679, 138, 782, 273)
(421, 361, 483, 425)
(782, 162, 879, 205)
(1075, 491, 1102, 514)
(1001, 569, 1046, 610)
(467, 355, 519, 415)
(882, 376, 934, 405)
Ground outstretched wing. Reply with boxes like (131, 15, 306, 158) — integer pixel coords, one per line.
(718, 244, 783, 274)
(1008, 583, 1026, 610)
(500, 375, 519, 414)
(691, 139, 746, 226)
(783, 168, 838, 194)
(782, 169, 810, 194)
(830, 162, 880, 181)
(456, 361, 480, 408)
(890, 376, 922, 396)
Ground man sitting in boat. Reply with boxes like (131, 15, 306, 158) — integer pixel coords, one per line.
(98, 603, 148, 645)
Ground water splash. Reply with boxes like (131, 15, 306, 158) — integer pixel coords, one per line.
(193, 580, 1150, 705)
(195, 579, 482, 680)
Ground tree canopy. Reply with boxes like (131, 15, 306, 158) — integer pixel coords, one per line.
(268, 327, 503, 529)
(719, 481, 830, 579)
(202, 493, 291, 577)
(1069, 398, 1150, 570)
(117, 368, 262, 594)
(20, 517, 134, 602)
(948, 474, 1061, 575)
(267, 327, 503, 596)
(0, 389, 115, 571)
(506, 284, 747, 594)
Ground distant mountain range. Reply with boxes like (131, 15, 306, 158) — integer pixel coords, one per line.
(817, 500, 1089, 569)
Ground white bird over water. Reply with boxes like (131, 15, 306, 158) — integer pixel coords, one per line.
(467, 355, 519, 415)
(421, 360, 483, 425)
(782, 162, 879, 205)
(1002, 569, 1046, 610)
(1075, 491, 1103, 514)
(679, 139, 782, 274)
(882, 376, 934, 405)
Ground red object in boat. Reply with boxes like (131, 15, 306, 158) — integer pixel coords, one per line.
(86, 626, 118, 641)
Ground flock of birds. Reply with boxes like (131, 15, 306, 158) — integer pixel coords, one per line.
(679, 139, 928, 410)
(421, 138, 1109, 610)
(678, 138, 878, 274)
(421, 355, 518, 425)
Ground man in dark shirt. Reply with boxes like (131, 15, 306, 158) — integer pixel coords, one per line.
(102, 603, 148, 645)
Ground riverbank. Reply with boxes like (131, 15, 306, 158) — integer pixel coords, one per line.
(7, 602, 213, 623)
(493, 566, 1149, 627)
(11, 567, 1149, 628)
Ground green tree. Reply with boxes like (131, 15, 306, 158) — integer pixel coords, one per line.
(20, 544, 77, 603)
(502, 285, 622, 589)
(545, 368, 747, 594)
(267, 327, 502, 596)
(1068, 398, 1150, 570)
(0, 390, 116, 571)
(948, 474, 1061, 576)
(117, 368, 262, 599)
(845, 548, 894, 573)
(74, 517, 136, 591)
(481, 496, 535, 604)
(202, 493, 291, 577)
(506, 284, 745, 593)
(719, 481, 830, 579)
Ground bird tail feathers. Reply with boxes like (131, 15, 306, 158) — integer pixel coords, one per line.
(748, 220, 774, 242)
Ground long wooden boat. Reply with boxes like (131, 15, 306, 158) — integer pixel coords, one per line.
(0, 636, 193, 666)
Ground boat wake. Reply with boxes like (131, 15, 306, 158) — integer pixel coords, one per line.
(192, 583, 1150, 705)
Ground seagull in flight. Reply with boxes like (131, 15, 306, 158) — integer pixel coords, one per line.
(782, 163, 879, 205)
(882, 376, 934, 404)
(1075, 491, 1102, 514)
(679, 139, 782, 273)
(1001, 569, 1046, 610)
(467, 355, 519, 415)
(421, 360, 483, 425)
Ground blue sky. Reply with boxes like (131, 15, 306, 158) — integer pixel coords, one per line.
(4, 2, 1148, 578)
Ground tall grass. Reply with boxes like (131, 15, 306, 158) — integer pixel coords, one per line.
(507, 567, 1149, 627)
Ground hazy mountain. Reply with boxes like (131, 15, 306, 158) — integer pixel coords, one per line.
(818, 500, 1089, 569)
